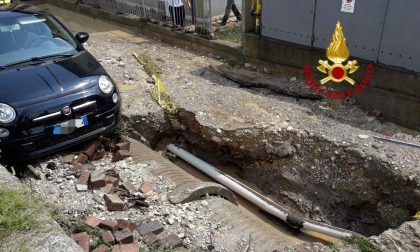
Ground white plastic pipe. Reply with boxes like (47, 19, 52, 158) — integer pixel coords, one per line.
(167, 144, 353, 239)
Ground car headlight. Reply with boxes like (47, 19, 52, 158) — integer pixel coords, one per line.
(98, 75, 114, 94)
(0, 104, 16, 124)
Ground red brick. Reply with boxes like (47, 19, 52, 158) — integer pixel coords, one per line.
(77, 153, 89, 164)
(115, 142, 130, 152)
(114, 228, 134, 244)
(85, 216, 101, 228)
(101, 184, 115, 194)
(112, 150, 130, 162)
(71, 232, 89, 252)
(116, 219, 137, 232)
(104, 194, 125, 211)
(111, 244, 139, 252)
(139, 182, 154, 193)
(92, 245, 110, 252)
(99, 220, 118, 230)
(78, 170, 92, 185)
(91, 170, 107, 188)
(102, 231, 115, 245)
(83, 140, 101, 157)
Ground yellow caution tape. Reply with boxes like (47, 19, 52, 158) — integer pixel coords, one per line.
(415, 211, 420, 219)
(133, 52, 180, 129)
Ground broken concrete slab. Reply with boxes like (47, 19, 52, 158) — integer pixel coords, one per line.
(141, 233, 159, 245)
(91, 170, 107, 188)
(120, 181, 136, 193)
(136, 220, 164, 236)
(168, 182, 238, 205)
(113, 228, 134, 244)
(104, 194, 125, 211)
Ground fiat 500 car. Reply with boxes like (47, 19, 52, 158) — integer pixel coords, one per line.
(0, 4, 121, 161)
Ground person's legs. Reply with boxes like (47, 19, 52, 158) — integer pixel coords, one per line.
(169, 6, 175, 25)
(180, 5, 185, 27)
(221, 0, 234, 26)
(232, 2, 241, 20)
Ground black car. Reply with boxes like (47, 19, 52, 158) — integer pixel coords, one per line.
(0, 4, 121, 161)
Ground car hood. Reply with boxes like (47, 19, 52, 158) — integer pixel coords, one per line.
(0, 51, 106, 108)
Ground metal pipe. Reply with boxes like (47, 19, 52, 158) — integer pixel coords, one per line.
(373, 136, 420, 149)
(167, 144, 354, 239)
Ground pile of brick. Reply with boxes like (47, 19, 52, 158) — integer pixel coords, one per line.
(72, 217, 183, 251)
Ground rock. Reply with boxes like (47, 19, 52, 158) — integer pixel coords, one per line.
(114, 228, 134, 244)
(77, 153, 89, 164)
(71, 232, 89, 252)
(91, 150, 107, 161)
(99, 220, 118, 231)
(358, 134, 370, 139)
(139, 182, 154, 193)
(267, 143, 295, 158)
(142, 233, 159, 245)
(111, 244, 139, 252)
(101, 184, 115, 194)
(120, 181, 136, 193)
(76, 184, 88, 192)
(201, 200, 208, 207)
(115, 142, 131, 152)
(212, 230, 221, 237)
(47, 161, 57, 170)
(370, 220, 420, 251)
(371, 109, 381, 117)
(92, 245, 110, 252)
(167, 218, 175, 225)
(156, 233, 183, 248)
(78, 170, 92, 185)
(116, 219, 137, 232)
(102, 231, 115, 245)
(91, 170, 107, 188)
(85, 216, 101, 228)
(136, 220, 164, 236)
(112, 150, 130, 162)
(63, 154, 75, 164)
(83, 140, 101, 157)
(104, 194, 125, 211)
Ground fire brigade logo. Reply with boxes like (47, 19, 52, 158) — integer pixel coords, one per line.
(303, 21, 374, 100)
(317, 22, 359, 85)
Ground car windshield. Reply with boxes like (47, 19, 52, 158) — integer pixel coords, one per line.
(0, 12, 78, 67)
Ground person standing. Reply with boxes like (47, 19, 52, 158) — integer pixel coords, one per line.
(168, 0, 186, 27)
(221, 0, 241, 26)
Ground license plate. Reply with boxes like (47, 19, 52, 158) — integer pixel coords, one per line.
(53, 115, 89, 135)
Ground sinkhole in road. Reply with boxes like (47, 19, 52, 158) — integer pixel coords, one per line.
(128, 109, 419, 237)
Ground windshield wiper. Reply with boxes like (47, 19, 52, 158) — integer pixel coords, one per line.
(0, 53, 74, 70)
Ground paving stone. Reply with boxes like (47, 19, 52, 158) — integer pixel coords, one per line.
(104, 194, 125, 211)
(85, 216, 101, 228)
(111, 244, 139, 252)
(78, 170, 92, 185)
(77, 153, 89, 164)
(71, 232, 89, 252)
(116, 219, 137, 232)
(112, 150, 130, 162)
(91, 170, 107, 188)
(120, 181, 136, 193)
(141, 232, 159, 245)
(101, 184, 115, 194)
(139, 182, 154, 193)
(83, 140, 101, 157)
(114, 228, 134, 244)
(102, 231, 115, 245)
(115, 142, 130, 152)
(156, 233, 183, 248)
(136, 220, 163, 236)
(92, 245, 110, 252)
(99, 220, 118, 230)
(76, 184, 88, 192)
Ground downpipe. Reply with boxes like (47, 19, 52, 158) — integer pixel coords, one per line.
(167, 144, 355, 239)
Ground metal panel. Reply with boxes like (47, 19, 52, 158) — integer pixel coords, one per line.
(261, 0, 315, 47)
(313, 0, 388, 61)
(378, 0, 420, 72)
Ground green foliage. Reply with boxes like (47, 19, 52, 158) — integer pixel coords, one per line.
(0, 186, 42, 241)
(216, 25, 242, 44)
(346, 237, 382, 252)
(95, 238, 111, 249)
(414, 211, 420, 219)
(139, 242, 174, 252)
(328, 242, 340, 252)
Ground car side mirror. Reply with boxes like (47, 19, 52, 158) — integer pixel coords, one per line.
(75, 32, 89, 44)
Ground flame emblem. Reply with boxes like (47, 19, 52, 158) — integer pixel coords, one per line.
(317, 22, 359, 85)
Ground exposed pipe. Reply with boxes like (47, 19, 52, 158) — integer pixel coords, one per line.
(167, 144, 354, 239)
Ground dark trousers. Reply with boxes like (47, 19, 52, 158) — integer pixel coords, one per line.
(223, 0, 241, 21)
(169, 6, 185, 27)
